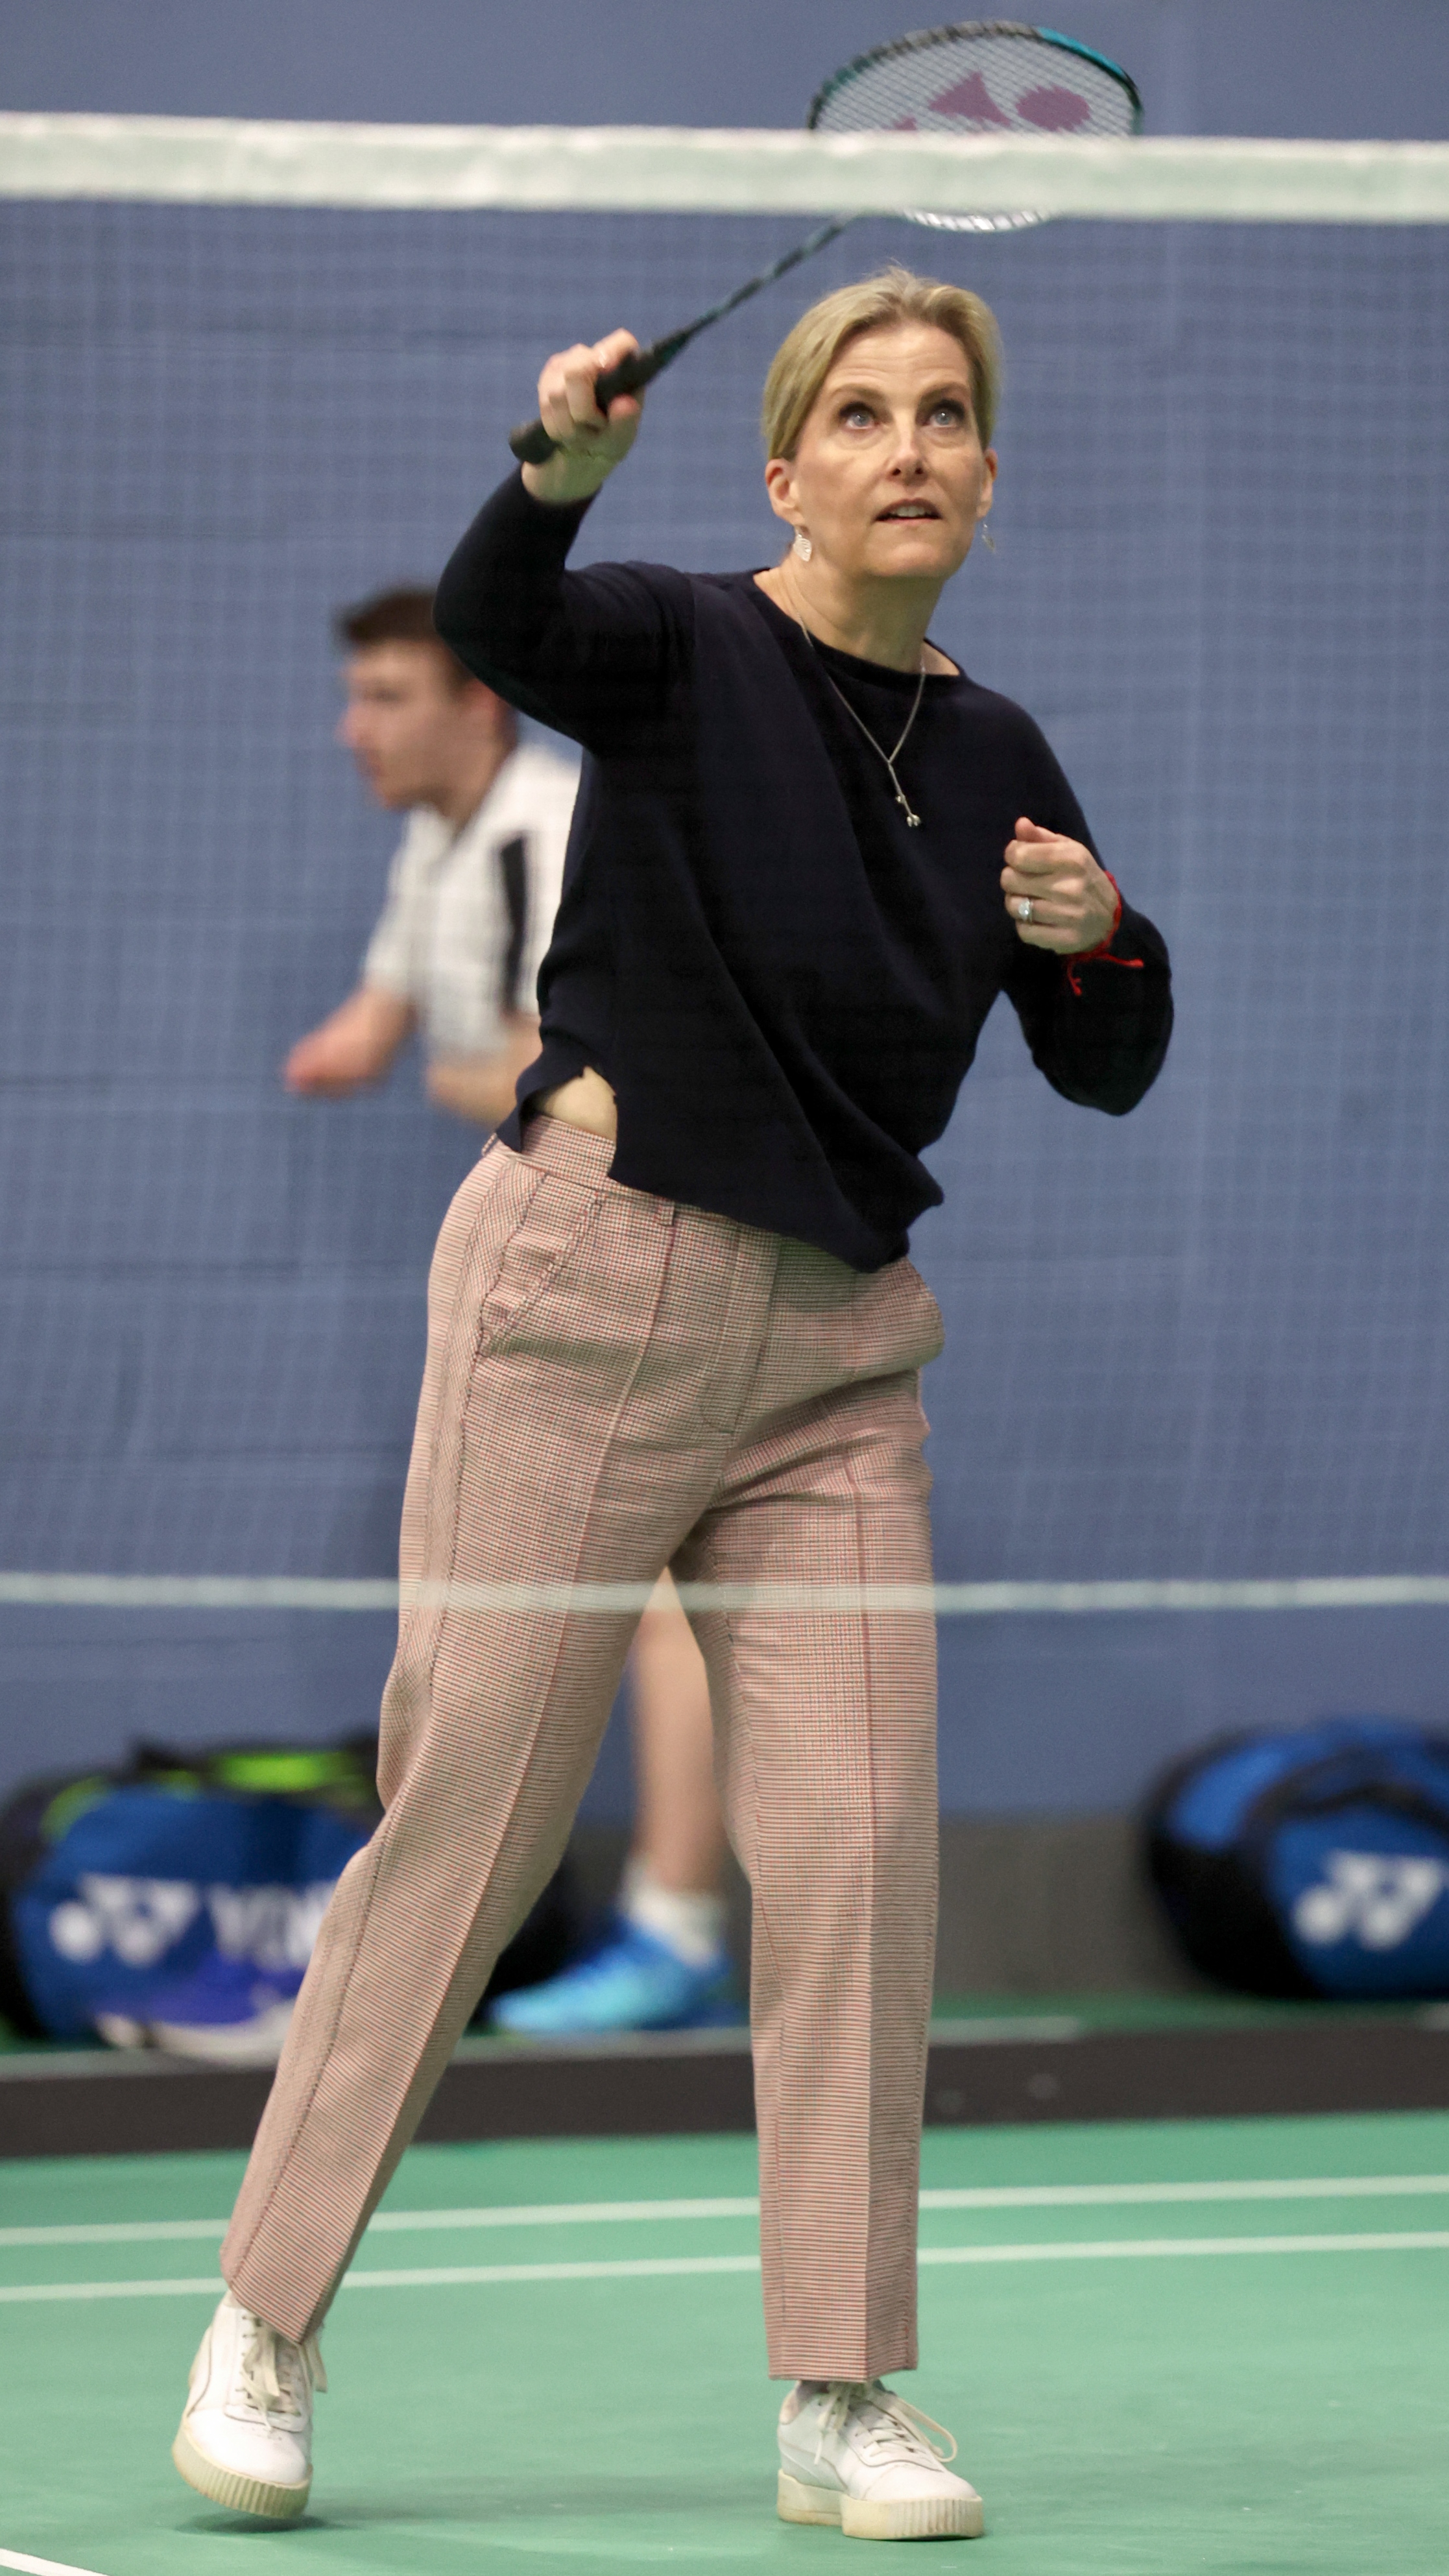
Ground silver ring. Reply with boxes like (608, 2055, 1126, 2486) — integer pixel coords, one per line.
(1016, 897, 1033, 924)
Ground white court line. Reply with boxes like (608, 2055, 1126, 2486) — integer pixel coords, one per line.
(0, 2220, 227, 2249)
(7, 2174, 1449, 2251)
(8, 2231, 1449, 2302)
(1, 2552, 112, 2576)
(346, 2255, 763, 2288)
(0, 2276, 224, 2304)
(0, 2194, 760, 2248)
(919, 2175, 1449, 2211)
(5, 1572, 1449, 1615)
(916, 2232, 1449, 2267)
(342, 2233, 1449, 2281)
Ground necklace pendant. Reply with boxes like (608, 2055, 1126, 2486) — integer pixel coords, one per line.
(796, 603, 928, 835)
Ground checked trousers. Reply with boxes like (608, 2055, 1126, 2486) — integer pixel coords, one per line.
(222, 1114, 944, 2381)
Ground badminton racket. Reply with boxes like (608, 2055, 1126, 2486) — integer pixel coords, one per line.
(508, 19, 1142, 465)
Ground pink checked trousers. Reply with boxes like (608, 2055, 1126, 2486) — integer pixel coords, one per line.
(222, 1116, 944, 2379)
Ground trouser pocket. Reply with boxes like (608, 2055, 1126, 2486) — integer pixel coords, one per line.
(476, 1168, 605, 1358)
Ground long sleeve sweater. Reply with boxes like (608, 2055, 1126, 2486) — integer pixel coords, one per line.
(435, 472, 1173, 1272)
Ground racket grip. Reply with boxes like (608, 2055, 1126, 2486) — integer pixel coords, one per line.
(508, 341, 666, 465)
(509, 416, 568, 466)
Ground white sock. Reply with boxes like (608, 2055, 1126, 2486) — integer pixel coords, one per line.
(620, 1857, 726, 1969)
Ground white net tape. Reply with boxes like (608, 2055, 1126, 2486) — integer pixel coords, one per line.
(3, 1576, 1449, 1615)
(1, 116, 1448, 223)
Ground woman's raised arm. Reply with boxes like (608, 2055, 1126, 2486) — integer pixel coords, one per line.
(433, 330, 686, 751)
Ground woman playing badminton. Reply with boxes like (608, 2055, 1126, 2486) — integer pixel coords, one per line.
(174, 267, 1171, 2540)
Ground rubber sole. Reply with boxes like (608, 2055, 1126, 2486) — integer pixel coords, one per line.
(778, 2470, 985, 2542)
(172, 2420, 311, 2522)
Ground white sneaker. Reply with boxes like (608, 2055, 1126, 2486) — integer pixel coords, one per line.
(172, 2291, 324, 2520)
(778, 2379, 984, 2542)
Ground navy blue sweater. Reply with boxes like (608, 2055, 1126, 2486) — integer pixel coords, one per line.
(435, 472, 1172, 1271)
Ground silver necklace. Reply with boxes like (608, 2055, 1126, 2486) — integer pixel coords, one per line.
(793, 613, 928, 828)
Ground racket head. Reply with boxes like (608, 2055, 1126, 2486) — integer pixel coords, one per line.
(808, 21, 1142, 232)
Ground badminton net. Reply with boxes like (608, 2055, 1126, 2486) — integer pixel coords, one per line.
(0, 118, 1446, 1630)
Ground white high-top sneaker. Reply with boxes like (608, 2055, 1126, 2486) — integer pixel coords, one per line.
(778, 2379, 984, 2542)
(173, 2290, 324, 2520)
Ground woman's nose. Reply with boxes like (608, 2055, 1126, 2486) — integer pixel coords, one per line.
(887, 424, 928, 474)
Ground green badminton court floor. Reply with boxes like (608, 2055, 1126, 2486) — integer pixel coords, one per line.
(2, 2108, 1446, 2576)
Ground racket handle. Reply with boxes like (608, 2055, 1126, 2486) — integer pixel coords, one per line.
(508, 337, 679, 465)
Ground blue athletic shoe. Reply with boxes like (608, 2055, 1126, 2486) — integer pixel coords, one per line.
(488, 1915, 743, 2036)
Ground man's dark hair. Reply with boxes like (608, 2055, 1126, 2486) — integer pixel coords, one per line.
(334, 584, 472, 687)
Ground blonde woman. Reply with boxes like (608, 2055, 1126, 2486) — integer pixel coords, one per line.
(173, 269, 1171, 2542)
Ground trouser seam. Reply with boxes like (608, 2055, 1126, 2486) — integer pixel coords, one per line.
(726, 1593, 792, 2359)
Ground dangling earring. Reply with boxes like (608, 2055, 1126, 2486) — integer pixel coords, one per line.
(792, 528, 813, 563)
(978, 518, 996, 553)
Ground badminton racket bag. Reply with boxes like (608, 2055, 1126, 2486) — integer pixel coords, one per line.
(1145, 1718, 1449, 1999)
(0, 1735, 577, 2049)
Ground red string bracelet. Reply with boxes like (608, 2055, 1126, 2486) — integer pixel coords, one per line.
(1064, 873, 1144, 996)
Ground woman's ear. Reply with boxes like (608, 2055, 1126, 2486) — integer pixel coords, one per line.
(763, 455, 800, 528)
(977, 448, 999, 518)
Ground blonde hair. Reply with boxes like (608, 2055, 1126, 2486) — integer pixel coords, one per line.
(761, 264, 1002, 462)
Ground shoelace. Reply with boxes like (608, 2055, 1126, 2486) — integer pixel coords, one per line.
(237, 2313, 327, 2426)
(816, 2381, 958, 2469)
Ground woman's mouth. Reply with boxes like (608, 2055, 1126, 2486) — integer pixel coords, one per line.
(876, 502, 940, 522)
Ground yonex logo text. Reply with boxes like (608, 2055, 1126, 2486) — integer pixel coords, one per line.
(1291, 1851, 1449, 1951)
(48, 1875, 340, 1971)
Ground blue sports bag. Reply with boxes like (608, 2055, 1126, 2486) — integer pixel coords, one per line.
(0, 1739, 379, 2042)
(1145, 1718, 1449, 1999)
(0, 1736, 578, 2045)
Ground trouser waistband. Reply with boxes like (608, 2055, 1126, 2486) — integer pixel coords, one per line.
(513, 1111, 641, 1198)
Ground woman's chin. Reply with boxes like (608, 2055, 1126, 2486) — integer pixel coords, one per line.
(864, 537, 961, 584)
(854, 512, 959, 562)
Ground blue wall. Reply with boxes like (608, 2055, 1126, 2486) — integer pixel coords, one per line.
(5, 1, 1449, 139)
(1, 6, 1447, 1817)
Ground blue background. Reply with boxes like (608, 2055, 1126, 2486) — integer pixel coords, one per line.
(1, 3, 1447, 1820)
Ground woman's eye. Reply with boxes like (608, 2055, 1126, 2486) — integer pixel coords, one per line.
(839, 403, 875, 429)
(927, 402, 967, 429)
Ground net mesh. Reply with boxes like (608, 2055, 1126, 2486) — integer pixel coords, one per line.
(0, 149, 1446, 1798)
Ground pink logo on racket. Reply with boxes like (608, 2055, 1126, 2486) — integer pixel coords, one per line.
(924, 70, 1012, 126)
(896, 73, 1096, 133)
(1016, 86, 1092, 130)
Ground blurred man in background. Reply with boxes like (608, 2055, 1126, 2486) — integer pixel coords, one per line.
(289, 585, 735, 2035)
(285, 585, 573, 1122)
